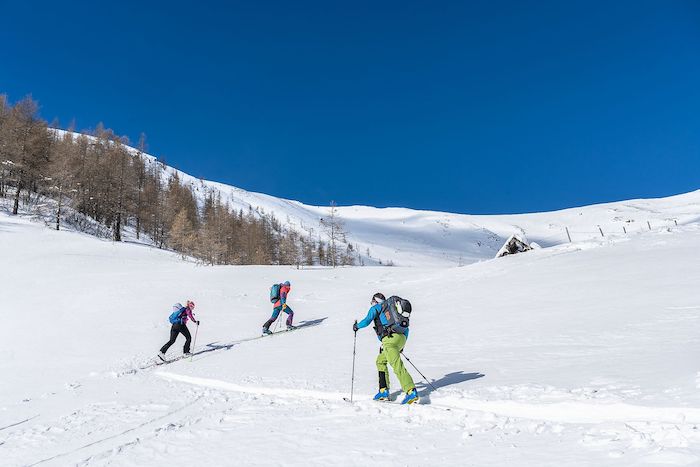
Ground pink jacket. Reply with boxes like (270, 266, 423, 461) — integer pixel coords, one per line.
(181, 306, 196, 324)
(274, 285, 291, 308)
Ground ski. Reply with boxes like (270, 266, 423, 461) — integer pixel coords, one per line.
(342, 397, 417, 404)
(137, 347, 215, 370)
(155, 354, 189, 365)
(261, 327, 297, 337)
(230, 319, 324, 344)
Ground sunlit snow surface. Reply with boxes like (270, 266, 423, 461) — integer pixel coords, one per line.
(3, 201, 700, 465)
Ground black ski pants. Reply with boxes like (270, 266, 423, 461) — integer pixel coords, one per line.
(160, 323, 192, 354)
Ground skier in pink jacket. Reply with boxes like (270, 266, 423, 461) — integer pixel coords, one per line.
(262, 281, 295, 334)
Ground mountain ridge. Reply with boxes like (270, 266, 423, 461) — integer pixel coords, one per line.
(52, 130, 700, 266)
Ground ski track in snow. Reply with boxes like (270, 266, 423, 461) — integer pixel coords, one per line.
(4, 209, 700, 465)
(0, 415, 40, 432)
(22, 397, 203, 467)
(123, 319, 326, 373)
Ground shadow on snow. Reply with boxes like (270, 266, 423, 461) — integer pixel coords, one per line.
(385, 370, 484, 404)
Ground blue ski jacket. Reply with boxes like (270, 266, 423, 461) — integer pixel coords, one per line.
(356, 303, 409, 341)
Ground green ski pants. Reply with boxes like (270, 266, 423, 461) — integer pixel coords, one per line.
(376, 333, 415, 393)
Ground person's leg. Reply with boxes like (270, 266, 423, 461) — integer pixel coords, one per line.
(383, 334, 415, 393)
(284, 305, 294, 326)
(160, 325, 179, 354)
(375, 346, 390, 391)
(181, 324, 192, 353)
(263, 307, 282, 330)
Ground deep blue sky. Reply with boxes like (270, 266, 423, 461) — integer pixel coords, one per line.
(1, 1, 699, 214)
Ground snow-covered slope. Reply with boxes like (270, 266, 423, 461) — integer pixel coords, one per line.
(53, 130, 700, 267)
(167, 170, 700, 267)
(3, 208, 700, 465)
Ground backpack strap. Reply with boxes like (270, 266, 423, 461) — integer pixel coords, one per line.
(372, 302, 394, 338)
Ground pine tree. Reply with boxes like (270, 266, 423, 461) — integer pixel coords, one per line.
(320, 200, 346, 268)
(48, 129, 78, 230)
(6, 96, 51, 215)
(169, 208, 196, 258)
(133, 133, 148, 240)
(0, 95, 342, 268)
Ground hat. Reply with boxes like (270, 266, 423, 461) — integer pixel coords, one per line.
(371, 293, 385, 304)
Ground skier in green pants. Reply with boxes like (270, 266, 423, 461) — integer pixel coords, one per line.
(353, 292, 418, 405)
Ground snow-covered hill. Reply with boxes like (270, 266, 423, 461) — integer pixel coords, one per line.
(53, 130, 700, 267)
(2, 205, 700, 465)
(154, 163, 700, 267)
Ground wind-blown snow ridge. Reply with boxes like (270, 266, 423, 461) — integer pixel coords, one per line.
(158, 371, 700, 425)
(54, 130, 700, 266)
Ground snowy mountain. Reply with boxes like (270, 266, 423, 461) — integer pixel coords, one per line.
(145, 159, 700, 267)
(53, 130, 700, 267)
(2, 204, 700, 465)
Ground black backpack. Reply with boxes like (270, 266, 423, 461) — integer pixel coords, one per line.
(377, 296, 412, 336)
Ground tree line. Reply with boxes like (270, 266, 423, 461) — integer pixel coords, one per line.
(0, 95, 359, 266)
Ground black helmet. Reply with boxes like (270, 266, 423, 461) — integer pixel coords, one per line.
(371, 292, 386, 304)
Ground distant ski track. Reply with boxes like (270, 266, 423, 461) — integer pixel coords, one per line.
(192, 320, 325, 361)
(0, 414, 39, 432)
(26, 397, 203, 466)
(134, 319, 325, 370)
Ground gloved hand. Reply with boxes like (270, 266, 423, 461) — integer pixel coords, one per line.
(353, 321, 359, 332)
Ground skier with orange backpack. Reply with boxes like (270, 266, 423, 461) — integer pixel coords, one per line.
(353, 293, 419, 405)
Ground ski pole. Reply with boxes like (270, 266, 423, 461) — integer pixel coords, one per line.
(401, 350, 437, 392)
(191, 322, 199, 362)
(273, 306, 284, 333)
(350, 321, 358, 402)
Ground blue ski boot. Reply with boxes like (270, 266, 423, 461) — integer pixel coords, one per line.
(373, 388, 390, 401)
(262, 327, 273, 336)
(401, 388, 419, 405)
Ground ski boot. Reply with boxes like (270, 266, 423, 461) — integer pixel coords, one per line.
(262, 327, 273, 336)
(286, 324, 298, 331)
(401, 388, 419, 405)
(373, 388, 390, 401)
(157, 352, 167, 362)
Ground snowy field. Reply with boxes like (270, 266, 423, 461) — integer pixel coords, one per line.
(3, 205, 700, 465)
